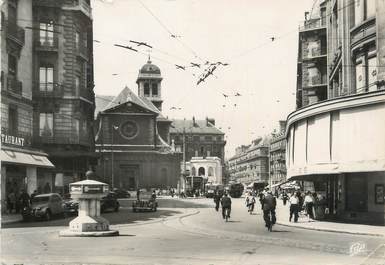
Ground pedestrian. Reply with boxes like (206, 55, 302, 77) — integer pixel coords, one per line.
(248, 195, 256, 214)
(289, 192, 299, 222)
(7, 190, 16, 214)
(30, 190, 38, 203)
(262, 190, 277, 231)
(19, 189, 31, 210)
(213, 191, 221, 211)
(304, 191, 314, 221)
(282, 191, 288, 206)
(220, 192, 232, 219)
(245, 193, 250, 208)
(43, 182, 51, 194)
(136, 189, 140, 201)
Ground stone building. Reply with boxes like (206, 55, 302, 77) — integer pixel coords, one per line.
(94, 60, 182, 190)
(30, 0, 96, 192)
(169, 118, 225, 190)
(1, 0, 56, 212)
(269, 121, 287, 187)
(227, 137, 269, 186)
(288, 0, 385, 224)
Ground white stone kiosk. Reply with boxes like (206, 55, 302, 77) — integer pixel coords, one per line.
(59, 179, 119, 237)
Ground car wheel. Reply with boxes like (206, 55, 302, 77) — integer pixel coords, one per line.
(45, 210, 51, 221)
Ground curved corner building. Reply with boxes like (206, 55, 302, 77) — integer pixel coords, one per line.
(287, 0, 385, 224)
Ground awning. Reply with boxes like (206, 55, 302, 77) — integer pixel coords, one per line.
(1, 149, 55, 168)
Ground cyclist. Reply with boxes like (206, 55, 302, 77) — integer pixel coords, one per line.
(262, 189, 277, 231)
(220, 192, 232, 220)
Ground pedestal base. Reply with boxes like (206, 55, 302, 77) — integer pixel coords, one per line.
(59, 229, 119, 237)
(59, 215, 119, 237)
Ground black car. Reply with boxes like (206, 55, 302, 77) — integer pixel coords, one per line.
(113, 188, 131, 199)
(101, 192, 120, 213)
(62, 199, 79, 215)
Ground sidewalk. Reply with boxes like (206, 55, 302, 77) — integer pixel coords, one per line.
(1, 213, 23, 225)
(275, 200, 385, 237)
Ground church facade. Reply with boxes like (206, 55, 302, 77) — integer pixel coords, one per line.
(94, 60, 182, 190)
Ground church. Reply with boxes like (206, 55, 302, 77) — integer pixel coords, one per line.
(94, 60, 182, 190)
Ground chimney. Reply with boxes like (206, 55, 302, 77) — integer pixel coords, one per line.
(279, 120, 286, 133)
(192, 116, 196, 126)
(206, 117, 215, 126)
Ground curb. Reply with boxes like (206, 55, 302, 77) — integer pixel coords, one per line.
(1, 217, 23, 225)
(276, 221, 385, 237)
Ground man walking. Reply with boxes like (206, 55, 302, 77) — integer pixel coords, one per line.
(213, 190, 221, 211)
(220, 193, 232, 219)
(262, 190, 277, 231)
(289, 192, 299, 222)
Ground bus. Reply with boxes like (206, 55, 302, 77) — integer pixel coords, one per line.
(225, 183, 244, 198)
(205, 184, 224, 198)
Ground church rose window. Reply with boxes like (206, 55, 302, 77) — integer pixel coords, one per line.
(119, 120, 139, 139)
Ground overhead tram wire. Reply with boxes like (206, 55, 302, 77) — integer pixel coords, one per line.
(136, 0, 205, 62)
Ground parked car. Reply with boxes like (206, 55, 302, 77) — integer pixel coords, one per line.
(101, 192, 120, 213)
(62, 199, 79, 215)
(22, 193, 64, 221)
(113, 188, 131, 198)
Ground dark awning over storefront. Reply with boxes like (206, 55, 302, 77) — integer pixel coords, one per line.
(1, 148, 55, 168)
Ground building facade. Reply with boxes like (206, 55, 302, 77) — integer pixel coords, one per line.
(94, 61, 182, 190)
(1, 0, 56, 213)
(288, 0, 385, 224)
(30, 0, 96, 192)
(269, 121, 287, 186)
(169, 118, 225, 190)
(227, 137, 269, 186)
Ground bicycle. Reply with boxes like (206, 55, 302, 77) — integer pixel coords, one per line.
(264, 209, 276, 232)
(224, 207, 230, 222)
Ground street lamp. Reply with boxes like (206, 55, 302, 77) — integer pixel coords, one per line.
(111, 124, 119, 190)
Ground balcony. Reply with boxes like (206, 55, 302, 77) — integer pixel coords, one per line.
(5, 21, 25, 47)
(34, 133, 91, 147)
(33, 83, 64, 98)
(76, 44, 89, 60)
(1, 73, 23, 97)
(33, 0, 64, 8)
(79, 87, 94, 101)
(300, 17, 326, 32)
(35, 37, 59, 52)
(63, 0, 92, 19)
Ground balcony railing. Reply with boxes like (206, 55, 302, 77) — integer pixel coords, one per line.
(300, 17, 326, 31)
(5, 21, 25, 46)
(35, 37, 59, 51)
(34, 133, 91, 146)
(64, 0, 92, 19)
(33, 83, 64, 98)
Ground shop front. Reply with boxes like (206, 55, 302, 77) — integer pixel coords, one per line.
(1, 133, 55, 214)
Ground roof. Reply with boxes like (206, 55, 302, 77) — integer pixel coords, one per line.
(140, 60, 161, 74)
(170, 119, 224, 135)
(95, 95, 114, 118)
(96, 87, 170, 122)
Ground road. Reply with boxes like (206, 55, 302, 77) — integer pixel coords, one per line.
(1, 197, 384, 265)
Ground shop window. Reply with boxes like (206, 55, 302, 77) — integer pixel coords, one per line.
(151, 83, 158, 96)
(39, 113, 53, 136)
(144, 83, 150, 96)
(39, 65, 54, 92)
(8, 105, 18, 135)
(39, 22, 54, 46)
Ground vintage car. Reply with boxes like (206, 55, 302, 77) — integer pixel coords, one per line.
(23, 193, 64, 221)
(62, 199, 79, 215)
(101, 192, 120, 213)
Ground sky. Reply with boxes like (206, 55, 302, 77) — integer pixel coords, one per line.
(92, 0, 316, 158)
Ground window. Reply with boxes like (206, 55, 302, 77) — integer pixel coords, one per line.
(204, 135, 212, 141)
(355, 0, 376, 25)
(75, 31, 80, 49)
(355, 46, 377, 93)
(8, 106, 18, 135)
(144, 83, 150, 96)
(8, 54, 17, 77)
(39, 65, 54, 92)
(39, 113, 53, 136)
(40, 22, 54, 46)
(75, 76, 80, 95)
(151, 83, 158, 96)
(81, 120, 88, 135)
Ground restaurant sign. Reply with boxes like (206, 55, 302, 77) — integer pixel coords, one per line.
(1, 133, 25, 147)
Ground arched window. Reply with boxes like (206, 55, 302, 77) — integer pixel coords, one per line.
(191, 167, 196, 176)
(198, 167, 205, 176)
(144, 83, 150, 96)
(208, 167, 214, 177)
(152, 83, 158, 96)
